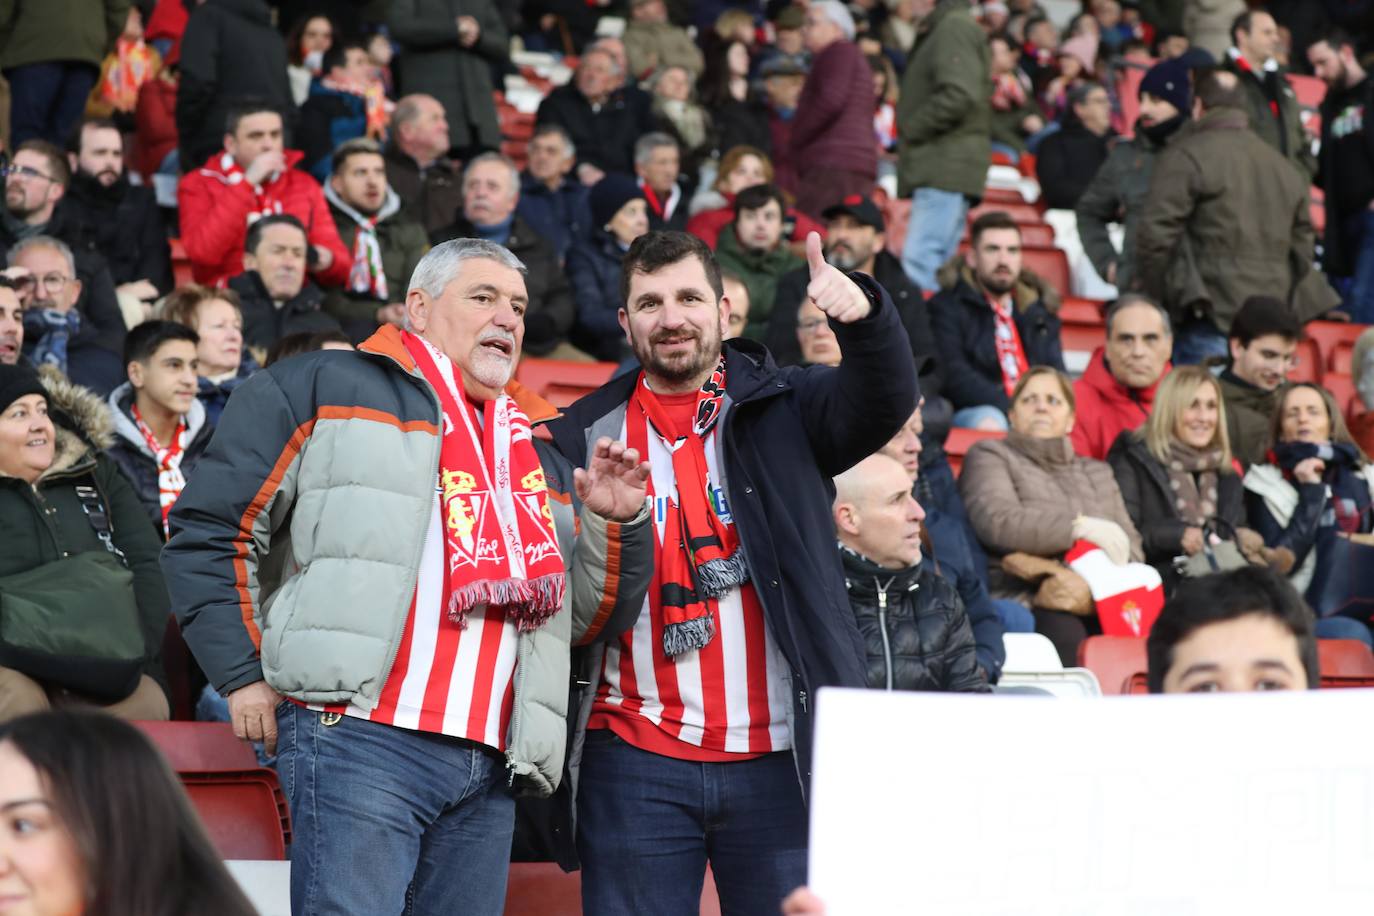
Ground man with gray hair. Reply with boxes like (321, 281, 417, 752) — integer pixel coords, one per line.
(433, 153, 578, 357)
(1070, 293, 1174, 460)
(517, 124, 593, 260)
(536, 42, 657, 183)
(384, 93, 463, 235)
(162, 237, 656, 916)
(790, 0, 878, 217)
(634, 132, 689, 231)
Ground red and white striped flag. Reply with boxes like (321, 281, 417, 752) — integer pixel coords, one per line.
(1064, 540, 1165, 638)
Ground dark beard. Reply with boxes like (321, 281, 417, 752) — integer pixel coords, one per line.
(980, 272, 1016, 295)
(629, 324, 722, 386)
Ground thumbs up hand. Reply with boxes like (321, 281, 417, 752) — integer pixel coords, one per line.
(804, 231, 872, 325)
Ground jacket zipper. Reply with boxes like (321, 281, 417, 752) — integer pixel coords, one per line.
(877, 579, 895, 691)
(507, 637, 531, 787)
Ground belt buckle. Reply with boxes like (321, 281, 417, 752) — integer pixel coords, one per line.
(321, 711, 343, 726)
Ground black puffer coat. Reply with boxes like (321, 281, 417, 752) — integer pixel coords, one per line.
(841, 548, 989, 693)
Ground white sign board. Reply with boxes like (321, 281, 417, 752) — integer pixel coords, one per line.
(809, 688, 1374, 915)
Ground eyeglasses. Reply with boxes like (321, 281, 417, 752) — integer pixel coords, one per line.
(798, 317, 830, 334)
(11, 273, 71, 292)
(3, 165, 56, 183)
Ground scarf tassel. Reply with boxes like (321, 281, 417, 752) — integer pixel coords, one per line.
(663, 615, 716, 657)
(447, 572, 567, 631)
(693, 550, 750, 598)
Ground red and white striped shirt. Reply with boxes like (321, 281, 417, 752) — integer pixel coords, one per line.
(587, 392, 790, 761)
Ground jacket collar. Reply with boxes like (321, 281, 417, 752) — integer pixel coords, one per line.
(325, 182, 402, 227)
(1006, 430, 1076, 468)
(357, 325, 560, 425)
(0, 368, 114, 485)
(839, 543, 923, 598)
(1082, 346, 1167, 405)
(229, 271, 324, 313)
(937, 257, 1059, 313)
(107, 382, 209, 459)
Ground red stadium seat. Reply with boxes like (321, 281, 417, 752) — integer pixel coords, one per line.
(515, 358, 618, 409)
(182, 770, 291, 860)
(1290, 338, 1323, 384)
(1059, 296, 1106, 325)
(1017, 223, 1057, 247)
(967, 202, 1044, 227)
(170, 237, 194, 288)
(1318, 638, 1374, 688)
(1330, 340, 1356, 375)
(135, 721, 258, 771)
(1078, 636, 1148, 695)
(1287, 73, 1327, 111)
(1323, 372, 1357, 421)
(1305, 321, 1367, 374)
(944, 427, 1006, 477)
(1019, 246, 1071, 296)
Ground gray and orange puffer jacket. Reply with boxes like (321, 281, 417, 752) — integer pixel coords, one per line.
(162, 325, 654, 796)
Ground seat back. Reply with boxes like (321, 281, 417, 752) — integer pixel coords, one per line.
(1304, 321, 1365, 373)
(135, 720, 259, 771)
(515, 359, 619, 409)
(182, 771, 290, 860)
(944, 428, 1006, 477)
(1318, 638, 1374, 680)
(1077, 635, 1149, 695)
(1289, 338, 1323, 384)
(1330, 340, 1356, 376)
(1002, 632, 1064, 672)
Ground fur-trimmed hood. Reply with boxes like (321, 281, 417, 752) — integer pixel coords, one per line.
(935, 254, 1062, 314)
(36, 366, 115, 481)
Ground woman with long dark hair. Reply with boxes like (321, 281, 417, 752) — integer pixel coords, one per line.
(0, 711, 257, 915)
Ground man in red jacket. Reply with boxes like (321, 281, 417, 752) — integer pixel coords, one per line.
(177, 102, 349, 288)
(1071, 294, 1173, 460)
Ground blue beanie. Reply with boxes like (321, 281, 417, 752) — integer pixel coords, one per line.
(1139, 58, 1192, 114)
(589, 173, 646, 229)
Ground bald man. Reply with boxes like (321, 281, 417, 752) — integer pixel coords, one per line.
(833, 454, 988, 692)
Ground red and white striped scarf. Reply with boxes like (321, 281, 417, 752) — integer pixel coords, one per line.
(347, 213, 387, 300)
(989, 293, 1029, 397)
(131, 403, 186, 537)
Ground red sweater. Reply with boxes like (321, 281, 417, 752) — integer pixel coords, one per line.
(178, 149, 349, 288)
(1070, 347, 1168, 460)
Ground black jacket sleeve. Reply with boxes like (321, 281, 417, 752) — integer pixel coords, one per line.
(929, 580, 991, 693)
(1246, 482, 1326, 569)
(1107, 439, 1188, 564)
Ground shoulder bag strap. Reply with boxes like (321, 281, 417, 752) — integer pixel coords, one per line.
(73, 480, 128, 566)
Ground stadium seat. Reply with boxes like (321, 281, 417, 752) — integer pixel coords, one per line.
(135, 721, 259, 771)
(1002, 632, 1064, 672)
(1290, 338, 1323, 384)
(170, 238, 194, 288)
(1016, 223, 1057, 247)
(1020, 246, 1071, 296)
(515, 358, 618, 409)
(945, 427, 1006, 477)
(503, 863, 723, 915)
(967, 201, 1044, 227)
(1330, 340, 1356, 375)
(1077, 636, 1149, 695)
(182, 770, 290, 860)
(160, 615, 198, 721)
(1305, 320, 1366, 371)
(1287, 73, 1327, 111)
(981, 186, 1029, 207)
(1322, 372, 1357, 420)
(1317, 639, 1374, 688)
(1059, 296, 1105, 325)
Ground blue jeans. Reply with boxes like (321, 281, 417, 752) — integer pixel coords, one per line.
(275, 704, 515, 916)
(3, 61, 98, 146)
(1315, 616, 1374, 649)
(902, 187, 969, 293)
(1339, 210, 1374, 325)
(951, 405, 1010, 431)
(577, 730, 807, 916)
(1171, 317, 1229, 366)
(993, 599, 1036, 634)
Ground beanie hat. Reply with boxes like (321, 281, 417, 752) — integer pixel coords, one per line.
(590, 173, 646, 229)
(0, 362, 45, 415)
(1139, 57, 1192, 113)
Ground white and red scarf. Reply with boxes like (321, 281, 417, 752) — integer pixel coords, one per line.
(131, 403, 187, 537)
(403, 331, 565, 630)
(320, 74, 394, 139)
(989, 293, 1029, 397)
(1065, 539, 1164, 638)
(215, 152, 286, 221)
(347, 213, 386, 300)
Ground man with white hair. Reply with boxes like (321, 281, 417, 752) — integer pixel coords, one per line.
(790, 1, 878, 218)
(432, 153, 578, 356)
(536, 42, 657, 184)
(162, 237, 656, 916)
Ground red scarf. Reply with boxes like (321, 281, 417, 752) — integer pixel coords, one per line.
(1229, 51, 1281, 118)
(630, 358, 749, 656)
(131, 403, 186, 537)
(403, 332, 565, 630)
(216, 152, 286, 219)
(988, 293, 1029, 397)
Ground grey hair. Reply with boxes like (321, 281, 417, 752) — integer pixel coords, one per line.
(407, 238, 526, 298)
(1105, 293, 1173, 338)
(634, 131, 679, 166)
(813, 0, 856, 40)
(462, 152, 520, 200)
(532, 123, 576, 160)
(7, 235, 76, 277)
(583, 41, 625, 76)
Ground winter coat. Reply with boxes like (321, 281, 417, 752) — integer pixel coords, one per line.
(713, 225, 805, 341)
(58, 172, 174, 295)
(226, 271, 341, 351)
(429, 214, 574, 357)
(958, 432, 1143, 597)
(104, 383, 215, 534)
(1222, 53, 1317, 179)
(323, 186, 430, 342)
(516, 172, 592, 262)
(1218, 369, 1279, 469)
(536, 84, 657, 176)
(791, 39, 877, 180)
(623, 20, 703, 80)
(550, 273, 920, 796)
(1183, 0, 1245, 60)
(0, 370, 169, 691)
(384, 146, 464, 237)
(133, 73, 178, 181)
(566, 229, 631, 363)
(177, 149, 350, 289)
(708, 96, 774, 162)
(1070, 347, 1168, 461)
(175, 0, 293, 170)
(989, 85, 1043, 153)
(1106, 431, 1246, 577)
(1035, 122, 1114, 210)
(1136, 108, 1338, 333)
(197, 353, 257, 428)
(1317, 74, 1374, 277)
(298, 82, 368, 183)
(764, 250, 943, 400)
(926, 508, 1006, 683)
(0, 0, 126, 69)
(928, 258, 1064, 413)
(841, 549, 989, 693)
(896, 0, 991, 199)
(161, 325, 654, 796)
(386, 0, 505, 153)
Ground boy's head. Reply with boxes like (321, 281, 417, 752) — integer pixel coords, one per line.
(124, 320, 200, 417)
(1228, 295, 1302, 392)
(1147, 567, 1319, 694)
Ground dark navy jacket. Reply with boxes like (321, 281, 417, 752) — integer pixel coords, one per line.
(926, 508, 1006, 683)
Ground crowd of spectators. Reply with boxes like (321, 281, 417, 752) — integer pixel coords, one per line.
(2, 0, 1374, 910)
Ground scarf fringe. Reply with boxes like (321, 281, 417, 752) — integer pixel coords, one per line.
(694, 551, 750, 598)
(663, 614, 716, 657)
(447, 573, 567, 631)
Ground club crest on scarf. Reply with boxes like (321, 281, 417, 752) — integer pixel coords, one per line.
(403, 331, 566, 632)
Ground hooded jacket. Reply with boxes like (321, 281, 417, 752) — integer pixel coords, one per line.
(104, 382, 215, 534)
(226, 270, 341, 351)
(1070, 347, 1168, 461)
(928, 257, 1064, 413)
(713, 225, 806, 341)
(161, 325, 654, 796)
(323, 184, 430, 341)
(0, 369, 169, 692)
(177, 148, 351, 289)
(840, 548, 990, 694)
